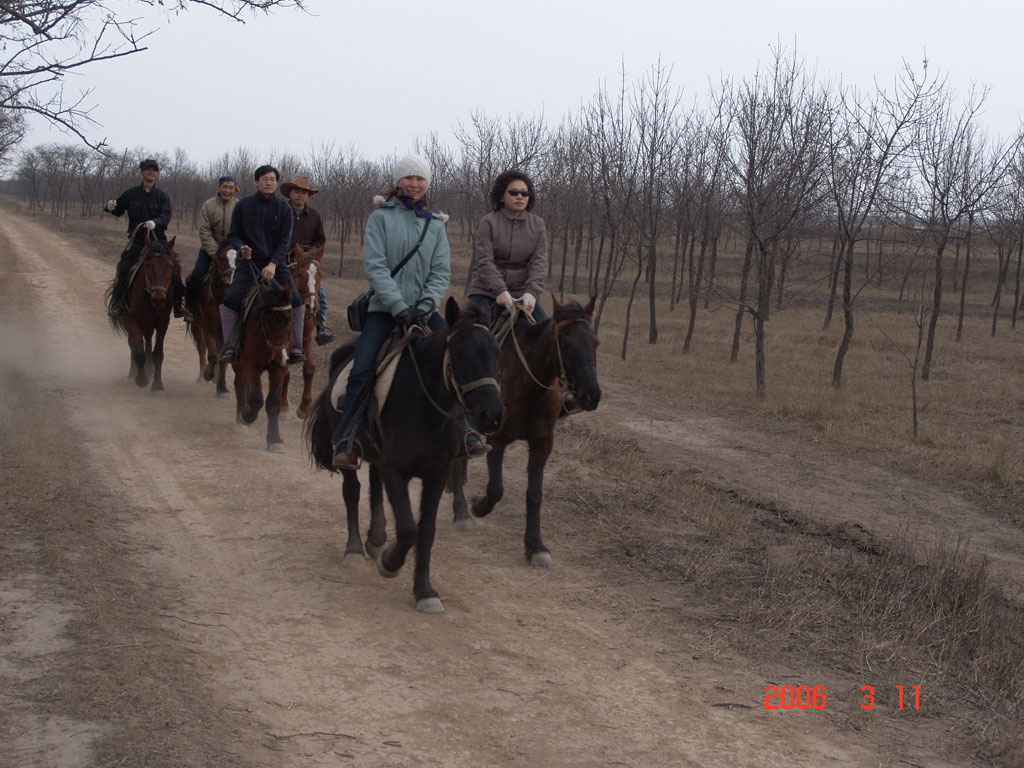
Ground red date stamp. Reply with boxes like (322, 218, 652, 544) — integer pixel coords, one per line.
(764, 684, 921, 711)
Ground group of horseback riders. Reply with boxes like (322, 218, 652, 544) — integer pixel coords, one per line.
(105, 153, 567, 470)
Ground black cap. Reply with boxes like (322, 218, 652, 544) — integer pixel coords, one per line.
(139, 158, 160, 171)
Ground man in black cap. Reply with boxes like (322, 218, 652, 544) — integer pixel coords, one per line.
(104, 158, 184, 319)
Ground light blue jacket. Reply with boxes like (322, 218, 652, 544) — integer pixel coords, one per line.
(364, 199, 451, 316)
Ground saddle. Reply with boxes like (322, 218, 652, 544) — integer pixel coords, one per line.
(329, 328, 426, 416)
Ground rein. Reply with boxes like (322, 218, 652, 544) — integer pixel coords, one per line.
(406, 323, 499, 420)
(501, 305, 587, 393)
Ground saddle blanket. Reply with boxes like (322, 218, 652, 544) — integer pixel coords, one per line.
(329, 347, 402, 415)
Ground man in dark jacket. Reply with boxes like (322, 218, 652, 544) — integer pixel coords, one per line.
(218, 164, 305, 365)
(105, 158, 184, 318)
(281, 174, 334, 345)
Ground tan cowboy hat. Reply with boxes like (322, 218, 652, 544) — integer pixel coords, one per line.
(280, 174, 319, 196)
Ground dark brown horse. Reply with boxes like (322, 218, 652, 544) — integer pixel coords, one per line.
(306, 298, 505, 613)
(185, 243, 236, 396)
(232, 274, 294, 451)
(281, 243, 324, 418)
(107, 235, 179, 392)
(451, 296, 601, 566)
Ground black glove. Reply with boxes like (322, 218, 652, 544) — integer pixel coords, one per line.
(394, 307, 418, 332)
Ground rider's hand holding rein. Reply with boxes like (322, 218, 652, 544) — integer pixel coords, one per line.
(518, 291, 536, 315)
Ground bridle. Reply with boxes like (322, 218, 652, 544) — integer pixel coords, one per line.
(499, 305, 590, 393)
(406, 323, 500, 419)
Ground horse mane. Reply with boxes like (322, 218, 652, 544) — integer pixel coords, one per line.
(449, 300, 489, 342)
(258, 280, 293, 311)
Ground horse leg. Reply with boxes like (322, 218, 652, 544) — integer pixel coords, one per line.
(150, 323, 168, 393)
(143, 332, 154, 378)
(340, 468, 365, 565)
(471, 441, 507, 518)
(233, 366, 248, 425)
(265, 367, 285, 451)
(365, 465, 387, 559)
(297, 350, 315, 419)
(280, 368, 290, 417)
(524, 435, 555, 567)
(130, 332, 148, 388)
(243, 369, 263, 425)
(378, 470, 415, 580)
(194, 327, 208, 381)
(450, 458, 471, 528)
(413, 472, 446, 613)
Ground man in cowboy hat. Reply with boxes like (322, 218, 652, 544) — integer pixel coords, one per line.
(281, 174, 334, 345)
(104, 157, 185, 319)
(183, 174, 240, 321)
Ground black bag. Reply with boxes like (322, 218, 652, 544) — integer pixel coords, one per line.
(345, 216, 432, 332)
(346, 289, 374, 333)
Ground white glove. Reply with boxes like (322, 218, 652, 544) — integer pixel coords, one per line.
(143, 220, 156, 231)
(519, 292, 536, 314)
(105, 199, 117, 212)
(496, 291, 514, 312)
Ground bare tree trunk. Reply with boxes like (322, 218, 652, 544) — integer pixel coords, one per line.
(823, 235, 841, 331)
(991, 244, 1011, 338)
(952, 239, 960, 293)
(921, 238, 946, 381)
(571, 221, 583, 295)
(621, 258, 644, 360)
(958, 225, 973, 342)
(669, 218, 682, 311)
(648, 238, 658, 344)
(704, 232, 719, 309)
(1012, 239, 1023, 329)
(832, 240, 854, 386)
(683, 231, 708, 353)
(730, 236, 755, 363)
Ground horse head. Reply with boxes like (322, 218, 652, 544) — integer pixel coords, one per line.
(215, 243, 238, 288)
(551, 294, 601, 412)
(290, 243, 324, 310)
(445, 297, 505, 435)
(141, 236, 177, 308)
(255, 278, 293, 363)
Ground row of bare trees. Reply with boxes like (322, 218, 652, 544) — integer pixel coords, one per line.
(5, 48, 1024, 399)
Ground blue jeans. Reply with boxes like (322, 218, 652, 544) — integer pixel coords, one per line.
(318, 285, 328, 325)
(331, 309, 445, 447)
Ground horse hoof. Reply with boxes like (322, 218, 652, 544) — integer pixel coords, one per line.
(217, 391, 229, 399)
(378, 560, 400, 579)
(296, 407, 309, 420)
(278, 411, 290, 421)
(235, 423, 250, 433)
(365, 542, 384, 560)
(416, 597, 444, 614)
(530, 552, 553, 568)
(267, 442, 285, 453)
(453, 516, 476, 532)
(341, 551, 365, 567)
(151, 389, 168, 397)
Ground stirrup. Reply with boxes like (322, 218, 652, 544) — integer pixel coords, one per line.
(331, 437, 363, 470)
(219, 345, 238, 363)
(287, 346, 305, 364)
(562, 392, 584, 416)
(315, 327, 336, 346)
(461, 429, 491, 459)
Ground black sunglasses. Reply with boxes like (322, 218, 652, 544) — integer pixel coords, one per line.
(507, 189, 530, 197)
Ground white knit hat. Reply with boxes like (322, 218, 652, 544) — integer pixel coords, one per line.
(393, 154, 431, 185)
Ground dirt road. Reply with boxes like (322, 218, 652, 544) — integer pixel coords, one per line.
(1, 206, 1009, 767)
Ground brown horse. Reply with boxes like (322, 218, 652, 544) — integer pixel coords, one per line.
(281, 243, 324, 418)
(107, 235, 179, 392)
(185, 243, 236, 396)
(451, 296, 601, 565)
(232, 274, 294, 451)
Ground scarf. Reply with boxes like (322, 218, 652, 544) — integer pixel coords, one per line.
(395, 190, 432, 220)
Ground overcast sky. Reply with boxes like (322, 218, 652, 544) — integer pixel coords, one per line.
(23, 0, 1024, 167)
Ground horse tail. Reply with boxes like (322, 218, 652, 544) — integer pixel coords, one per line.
(304, 386, 336, 473)
(105, 280, 128, 336)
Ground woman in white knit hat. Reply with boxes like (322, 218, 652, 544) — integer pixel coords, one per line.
(331, 154, 488, 469)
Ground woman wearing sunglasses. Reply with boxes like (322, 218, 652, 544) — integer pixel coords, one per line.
(467, 169, 549, 323)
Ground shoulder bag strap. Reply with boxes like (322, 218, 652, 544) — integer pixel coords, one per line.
(389, 217, 432, 277)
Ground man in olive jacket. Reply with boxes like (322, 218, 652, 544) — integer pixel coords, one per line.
(183, 175, 239, 320)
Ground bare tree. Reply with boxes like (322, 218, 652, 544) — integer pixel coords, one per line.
(0, 0, 305, 151)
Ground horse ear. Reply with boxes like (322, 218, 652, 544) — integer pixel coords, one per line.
(585, 293, 597, 318)
(551, 294, 562, 314)
(167, 236, 176, 250)
(314, 245, 324, 262)
(292, 243, 302, 259)
(444, 296, 460, 327)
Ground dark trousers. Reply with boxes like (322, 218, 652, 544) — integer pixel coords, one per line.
(223, 261, 301, 312)
(468, 293, 549, 325)
(330, 310, 445, 447)
(185, 248, 213, 307)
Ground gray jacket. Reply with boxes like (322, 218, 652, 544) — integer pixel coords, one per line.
(468, 208, 547, 299)
(364, 199, 451, 316)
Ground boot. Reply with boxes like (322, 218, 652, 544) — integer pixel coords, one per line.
(219, 305, 240, 363)
(288, 304, 306, 364)
(459, 415, 492, 459)
(184, 275, 202, 319)
(171, 273, 189, 319)
(315, 314, 335, 346)
(108, 265, 129, 317)
(331, 405, 367, 470)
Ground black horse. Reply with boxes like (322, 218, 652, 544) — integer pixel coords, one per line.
(306, 298, 505, 613)
(451, 296, 601, 566)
